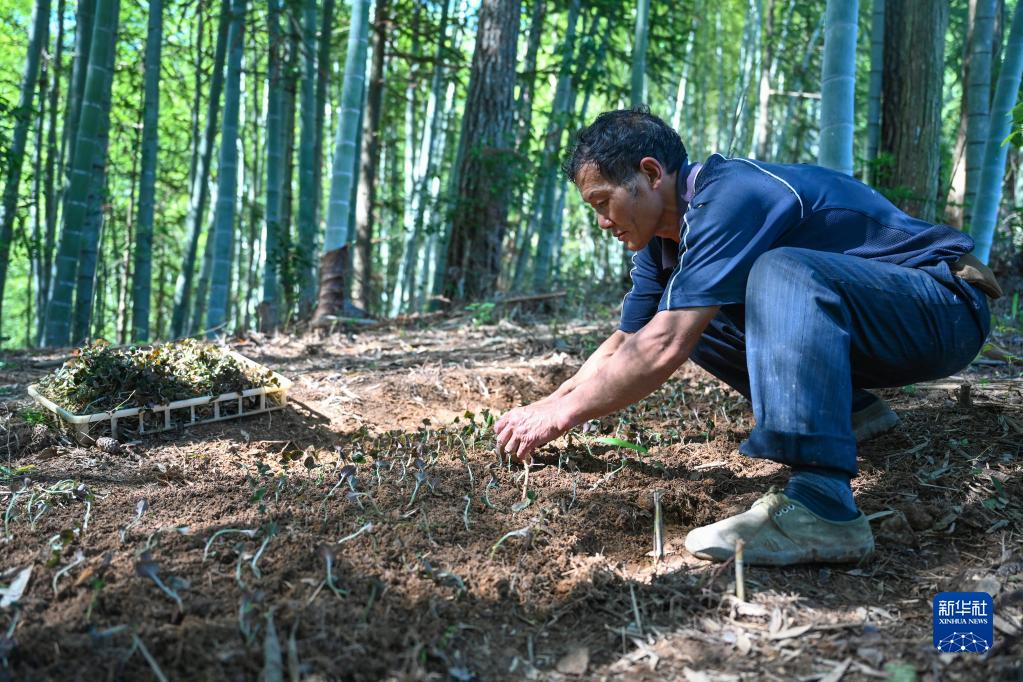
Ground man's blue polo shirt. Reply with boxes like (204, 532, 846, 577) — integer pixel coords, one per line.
(620, 154, 976, 333)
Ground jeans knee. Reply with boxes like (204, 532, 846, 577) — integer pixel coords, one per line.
(746, 247, 820, 305)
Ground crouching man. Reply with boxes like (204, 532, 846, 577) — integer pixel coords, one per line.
(495, 108, 999, 566)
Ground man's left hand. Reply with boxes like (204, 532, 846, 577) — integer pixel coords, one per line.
(494, 402, 572, 463)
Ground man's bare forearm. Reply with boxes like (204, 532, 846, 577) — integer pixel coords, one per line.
(559, 308, 718, 427)
(547, 330, 631, 400)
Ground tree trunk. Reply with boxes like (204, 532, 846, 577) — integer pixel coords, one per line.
(72, 0, 125, 344)
(965, 0, 996, 229)
(773, 14, 823, 161)
(880, 0, 948, 222)
(276, 18, 300, 321)
(39, 0, 65, 343)
(630, 0, 649, 106)
(671, 17, 697, 133)
(866, 0, 885, 183)
(315, 0, 370, 322)
(205, 0, 246, 336)
(818, 0, 858, 175)
(296, 0, 320, 317)
(515, 0, 547, 153)
(260, 0, 285, 331)
(970, 1, 1023, 263)
(353, 0, 390, 312)
(715, 8, 726, 151)
(531, 0, 582, 292)
(390, 5, 423, 316)
(131, 0, 162, 341)
(44, 0, 118, 347)
(753, 0, 774, 158)
(30, 69, 45, 343)
(171, 0, 230, 338)
(312, 0, 336, 284)
(0, 0, 51, 339)
(729, 0, 762, 155)
(442, 0, 521, 301)
(62, 0, 95, 181)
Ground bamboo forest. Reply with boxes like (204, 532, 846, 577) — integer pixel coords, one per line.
(1, 0, 1021, 346)
(3, 0, 1023, 680)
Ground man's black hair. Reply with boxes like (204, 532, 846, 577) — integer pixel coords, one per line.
(562, 107, 688, 186)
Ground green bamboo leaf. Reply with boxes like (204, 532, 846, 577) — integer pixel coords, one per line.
(594, 437, 648, 454)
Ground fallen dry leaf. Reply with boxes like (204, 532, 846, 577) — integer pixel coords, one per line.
(767, 624, 813, 641)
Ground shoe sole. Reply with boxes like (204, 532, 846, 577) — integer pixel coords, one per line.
(853, 401, 900, 443)
(686, 542, 875, 566)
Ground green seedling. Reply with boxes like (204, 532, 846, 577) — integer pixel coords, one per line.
(238, 595, 258, 644)
(287, 619, 301, 682)
(337, 522, 373, 545)
(0, 464, 35, 480)
(463, 496, 472, 530)
(373, 459, 390, 487)
(511, 491, 536, 513)
(322, 465, 358, 514)
(119, 499, 149, 543)
(405, 459, 436, 509)
(490, 526, 532, 559)
(263, 609, 285, 682)
(420, 558, 466, 594)
(595, 436, 648, 454)
(983, 476, 1011, 510)
(251, 523, 278, 579)
(16, 407, 48, 426)
(481, 473, 499, 509)
(46, 528, 77, 568)
(85, 577, 106, 621)
(130, 634, 170, 682)
(203, 528, 258, 561)
(318, 545, 347, 599)
(135, 552, 183, 610)
(52, 549, 85, 594)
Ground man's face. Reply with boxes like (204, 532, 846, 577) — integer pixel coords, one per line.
(575, 162, 665, 251)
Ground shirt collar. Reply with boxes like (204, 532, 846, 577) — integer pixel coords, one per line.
(676, 160, 702, 208)
(661, 162, 702, 270)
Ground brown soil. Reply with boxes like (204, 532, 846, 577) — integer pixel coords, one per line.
(1, 311, 1021, 681)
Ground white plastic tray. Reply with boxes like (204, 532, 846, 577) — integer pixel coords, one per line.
(28, 350, 293, 442)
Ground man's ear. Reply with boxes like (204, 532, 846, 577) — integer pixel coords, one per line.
(638, 157, 664, 189)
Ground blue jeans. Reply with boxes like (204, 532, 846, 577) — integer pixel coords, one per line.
(688, 247, 991, 476)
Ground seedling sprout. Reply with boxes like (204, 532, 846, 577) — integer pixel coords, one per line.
(135, 552, 183, 610)
(490, 526, 532, 559)
(336, 522, 373, 545)
(263, 609, 285, 682)
(203, 528, 258, 561)
(318, 545, 347, 599)
(51, 550, 85, 594)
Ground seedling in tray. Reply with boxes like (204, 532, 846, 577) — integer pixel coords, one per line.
(27, 339, 292, 442)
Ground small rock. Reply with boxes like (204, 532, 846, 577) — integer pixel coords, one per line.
(555, 647, 589, 676)
(878, 511, 914, 543)
(902, 505, 933, 531)
(94, 436, 122, 454)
